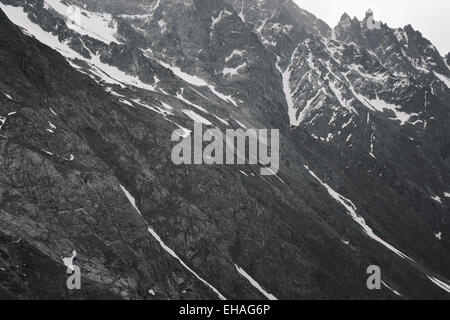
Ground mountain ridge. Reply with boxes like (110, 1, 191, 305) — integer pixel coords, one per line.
(0, 0, 449, 299)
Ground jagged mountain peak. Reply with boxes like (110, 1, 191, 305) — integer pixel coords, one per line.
(336, 8, 379, 27)
(225, 0, 331, 59)
(339, 12, 351, 22)
(331, 9, 449, 77)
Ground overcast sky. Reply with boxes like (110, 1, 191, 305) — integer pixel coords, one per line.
(294, 0, 450, 55)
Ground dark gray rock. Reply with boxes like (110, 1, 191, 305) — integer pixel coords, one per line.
(0, 0, 449, 300)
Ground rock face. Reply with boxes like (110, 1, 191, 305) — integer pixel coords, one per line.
(0, 0, 449, 299)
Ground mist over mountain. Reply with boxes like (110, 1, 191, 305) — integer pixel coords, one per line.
(0, 0, 449, 299)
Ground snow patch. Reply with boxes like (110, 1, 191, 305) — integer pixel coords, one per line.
(276, 52, 300, 127)
(235, 264, 277, 300)
(431, 196, 442, 204)
(119, 99, 134, 107)
(225, 50, 245, 63)
(131, 99, 173, 116)
(304, 165, 414, 261)
(1, 4, 81, 60)
(44, 0, 120, 44)
(41, 149, 54, 156)
(176, 91, 208, 113)
(64, 154, 75, 161)
(89, 55, 157, 91)
(223, 63, 246, 77)
(296, 91, 321, 125)
(2, 92, 13, 100)
(369, 132, 376, 159)
(367, 95, 414, 125)
(238, 0, 245, 22)
(119, 14, 152, 20)
(328, 80, 358, 114)
(213, 115, 229, 126)
(0, 5, 157, 92)
(158, 19, 167, 33)
(148, 227, 226, 300)
(211, 10, 232, 29)
(0, 116, 6, 130)
(382, 281, 402, 297)
(155, 58, 238, 106)
(119, 185, 226, 300)
(427, 276, 450, 293)
(234, 119, 247, 129)
(182, 110, 212, 126)
(342, 118, 353, 129)
(433, 71, 450, 88)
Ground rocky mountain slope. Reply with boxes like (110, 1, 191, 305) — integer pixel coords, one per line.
(0, 0, 449, 299)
